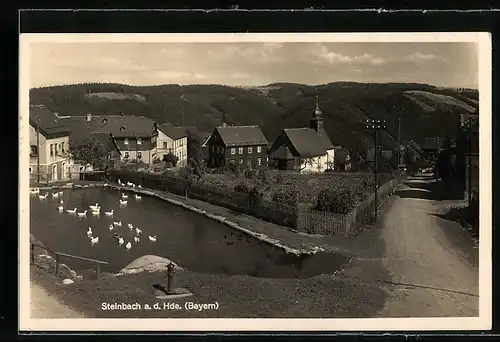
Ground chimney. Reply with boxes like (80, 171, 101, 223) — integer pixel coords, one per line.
(86, 113, 92, 122)
(222, 122, 227, 127)
(153, 122, 158, 131)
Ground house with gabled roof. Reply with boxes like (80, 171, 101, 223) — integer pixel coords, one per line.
(156, 122, 188, 166)
(205, 124, 269, 169)
(29, 105, 72, 181)
(58, 113, 159, 165)
(268, 96, 336, 172)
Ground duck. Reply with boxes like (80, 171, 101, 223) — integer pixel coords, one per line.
(58, 191, 63, 195)
(126, 181, 133, 187)
(104, 209, 114, 217)
(87, 227, 92, 237)
(118, 179, 123, 186)
(128, 223, 134, 230)
(90, 236, 99, 246)
(51, 192, 59, 199)
(59, 199, 64, 204)
(77, 210, 88, 218)
(121, 193, 128, 199)
(137, 185, 142, 188)
(119, 199, 128, 206)
(89, 203, 99, 210)
(30, 188, 40, 195)
(109, 224, 114, 231)
(134, 236, 140, 243)
(91, 209, 100, 216)
(113, 221, 122, 227)
(125, 241, 132, 250)
(118, 237, 124, 246)
(38, 193, 48, 200)
(135, 227, 142, 235)
(148, 235, 157, 242)
(134, 194, 142, 200)
(66, 207, 77, 214)
(57, 205, 64, 212)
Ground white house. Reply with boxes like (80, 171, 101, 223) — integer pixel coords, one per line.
(29, 105, 72, 181)
(156, 122, 188, 166)
(268, 96, 336, 173)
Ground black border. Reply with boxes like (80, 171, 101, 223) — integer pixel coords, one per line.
(6, 6, 499, 339)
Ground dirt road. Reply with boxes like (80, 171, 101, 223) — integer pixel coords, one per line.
(342, 174, 479, 317)
(31, 281, 85, 319)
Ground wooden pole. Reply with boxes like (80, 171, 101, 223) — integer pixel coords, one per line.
(374, 130, 379, 223)
(468, 117, 473, 207)
(397, 117, 401, 165)
(55, 254, 60, 276)
(36, 119, 41, 183)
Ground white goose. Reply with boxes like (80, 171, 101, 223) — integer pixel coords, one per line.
(38, 193, 48, 200)
(134, 236, 140, 243)
(59, 199, 64, 204)
(87, 227, 92, 237)
(137, 185, 142, 188)
(113, 221, 122, 227)
(58, 191, 63, 195)
(51, 192, 59, 199)
(128, 223, 134, 230)
(119, 199, 128, 206)
(126, 181, 133, 187)
(118, 237, 124, 246)
(118, 179, 123, 186)
(77, 210, 88, 218)
(148, 235, 157, 242)
(66, 207, 77, 214)
(125, 241, 132, 250)
(90, 236, 99, 246)
(135, 227, 142, 235)
(89, 203, 99, 210)
(134, 194, 142, 200)
(121, 193, 128, 199)
(91, 208, 100, 216)
(57, 205, 64, 213)
(30, 188, 40, 195)
(104, 209, 114, 217)
(109, 224, 114, 231)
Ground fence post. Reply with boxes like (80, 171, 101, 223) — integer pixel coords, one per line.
(96, 263, 101, 279)
(30, 244, 34, 264)
(55, 254, 60, 276)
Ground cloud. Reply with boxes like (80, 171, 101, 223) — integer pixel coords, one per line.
(404, 52, 448, 63)
(311, 45, 391, 66)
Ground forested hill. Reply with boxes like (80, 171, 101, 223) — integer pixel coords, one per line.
(29, 82, 478, 157)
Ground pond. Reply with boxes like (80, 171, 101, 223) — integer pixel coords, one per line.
(30, 187, 349, 278)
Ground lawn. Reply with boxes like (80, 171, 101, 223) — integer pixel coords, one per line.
(199, 171, 393, 208)
(31, 263, 387, 318)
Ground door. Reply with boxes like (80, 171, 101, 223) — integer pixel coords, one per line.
(52, 164, 58, 181)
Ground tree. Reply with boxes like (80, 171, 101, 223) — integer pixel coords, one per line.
(185, 147, 207, 181)
(300, 157, 316, 171)
(69, 136, 109, 172)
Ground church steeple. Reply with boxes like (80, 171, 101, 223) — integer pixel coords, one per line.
(310, 91, 325, 136)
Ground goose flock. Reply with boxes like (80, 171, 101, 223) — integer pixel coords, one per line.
(33, 187, 157, 251)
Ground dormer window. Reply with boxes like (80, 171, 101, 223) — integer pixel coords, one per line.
(137, 138, 142, 145)
(124, 138, 129, 145)
(120, 126, 126, 132)
(102, 118, 108, 124)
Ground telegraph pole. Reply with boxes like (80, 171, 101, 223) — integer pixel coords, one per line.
(397, 117, 402, 166)
(366, 119, 386, 223)
(36, 118, 41, 183)
(467, 115, 478, 208)
(434, 135, 440, 180)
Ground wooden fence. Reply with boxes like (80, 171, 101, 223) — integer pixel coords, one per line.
(107, 170, 401, 237)
(30, 242, 108, 279)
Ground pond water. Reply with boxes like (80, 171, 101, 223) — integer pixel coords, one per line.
(29, 187, 348, 278)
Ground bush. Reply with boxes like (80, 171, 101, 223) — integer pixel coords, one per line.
(234, 182, 250, 193)
(255, 167, 270, 185)
(271, 188, 298, 208)
(243, 168, 256, 180)
(228, 161, 240, 176)
(316, 187, 356, 214)
(163, 153, 179, 167)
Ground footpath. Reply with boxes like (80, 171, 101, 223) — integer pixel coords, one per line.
(30, 280, 85, 319)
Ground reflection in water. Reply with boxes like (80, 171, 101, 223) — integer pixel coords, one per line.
(30, 188, 348, 278)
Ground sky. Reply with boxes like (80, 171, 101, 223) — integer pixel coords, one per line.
(29, 42, 478, 89)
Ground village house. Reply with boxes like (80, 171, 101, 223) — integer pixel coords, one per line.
(204, 124, 269, 169)
(29, 105, 72, 181)
(88, 132, 122, 169)
(268, 96, 336, 172)
(58, 113, 159, 167)
(156, 122, 188, 166)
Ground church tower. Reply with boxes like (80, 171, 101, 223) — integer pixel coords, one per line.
(309, 93, 326, 137)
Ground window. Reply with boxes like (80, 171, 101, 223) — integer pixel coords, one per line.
(257, 146, 262, 153)
(124, 152, 130, 158)
(55, 144, 58, 155)
(61, 142, 65, 153)
(257, 158, 262, 165)
(163, 142, 168, 149)
(248, 146, 252, 153)
(239, 158, 243, 164)
(212, 146, 215, 152)
(29, 167, 32, 173)
(137, 152, 142, 159)
(247, 159, 252, 168)
(231, 148, 236, 155)
(50, 144, 54, 156)
(137, 138, 142, 145)
(238, 147, 243, 154)
(124, 138, 129, 145)
(30, 145, 38, 157)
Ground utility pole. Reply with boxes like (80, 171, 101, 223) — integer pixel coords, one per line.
(397, 117, 401, 166)
(434, 136, 440, 181)
(467, 115, 477, 208)
(36, 118, 41, 183)
(366, 119, 386, 223)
